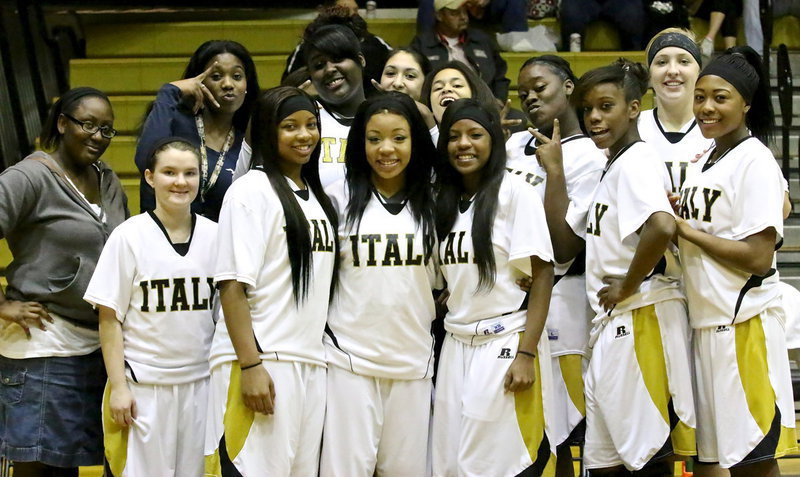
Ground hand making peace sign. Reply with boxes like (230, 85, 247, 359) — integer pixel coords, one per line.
(170, 62, 222, 115)
(528, 118, 564, 175)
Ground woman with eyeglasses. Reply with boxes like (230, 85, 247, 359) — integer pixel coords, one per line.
(0, 87, 129, 477)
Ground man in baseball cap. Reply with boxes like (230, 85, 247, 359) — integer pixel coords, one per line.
(411, 0, 511, 100)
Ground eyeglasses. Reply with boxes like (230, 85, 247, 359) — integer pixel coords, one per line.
(61, 113, 117, 139)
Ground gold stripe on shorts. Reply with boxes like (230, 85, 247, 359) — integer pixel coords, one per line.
(735, 316, 798, 459)
(558, 354, 586, 417)
(205, 362, 257, 477)
(102, 382, 129, 477)
(632, 304, 695, 456)
(224, 363, 256, 461)
(515, 353, 556, 476)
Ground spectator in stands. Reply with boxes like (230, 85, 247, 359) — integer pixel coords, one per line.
(411, 0, 511, 101)
(559, 0, 648, 51)
(691, 0, 742, 61)
(283, 1, 392, 98)
(134, 40, 259, 222)
(416, 0, 530, 34)
(0, 87, 129, 477)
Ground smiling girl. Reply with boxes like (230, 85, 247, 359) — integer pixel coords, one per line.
(378, 49, 431, 102)
(204, 87, 339, 476)
(321, 92, 439, 477)
(0, 87, 128, 477)
(85, 138, 216, 477)
(420, 61, 497, 126)
(677, 46, 797, 476)
(576, 59, 696, 475)
(640, 29, 713, 194)
(431, 98, 556, 477)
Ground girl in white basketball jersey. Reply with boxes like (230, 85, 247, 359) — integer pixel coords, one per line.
(85, 138, 217, 476)
(507, 55, 606, 477)
(431, 98, 556, 477)
(575, 59, 696, 475)
(320, 91, 439, 476)
(677, 46, 797, 476)
(233, 25, 367, 187)
(205, 87, 340, 476)
(640, 29, 713, 194)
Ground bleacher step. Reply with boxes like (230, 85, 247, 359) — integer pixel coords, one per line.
(71, 51, 646, 95)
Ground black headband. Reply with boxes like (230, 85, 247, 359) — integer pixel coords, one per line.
(698, 53, 759, 102)
(647, 32, 702, 68)
(277, 95, 317, 122)
(529, 57, 577, 82)
(447, 103, 495, 132)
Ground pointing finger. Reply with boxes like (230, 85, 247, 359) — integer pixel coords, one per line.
(552, 118, 561, 142)
(528, 127, 550, 144)
(200, 83, 220, 109)
(197, 62, 218, 81)
(371, 79, 386, 92)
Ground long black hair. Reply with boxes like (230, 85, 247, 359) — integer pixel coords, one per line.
(249, 86, 340, 303)
(344, 91, 437, 260)
(420, 61, 498, 117)
(434, 98, 507, 291)
(181, 40, 260, 133)
(40, 87, 111, 151)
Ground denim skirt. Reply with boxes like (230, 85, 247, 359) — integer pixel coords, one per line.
(0, 351, 105, 467)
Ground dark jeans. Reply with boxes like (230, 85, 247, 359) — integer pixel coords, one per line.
(560, 0, 647, 50)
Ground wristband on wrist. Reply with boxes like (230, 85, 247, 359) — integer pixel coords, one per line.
(240, 360, 262, 371)
(516, 350, 536, 358)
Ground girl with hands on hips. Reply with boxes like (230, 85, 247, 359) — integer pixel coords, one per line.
(0, 87, 129, 476)
(575, 59, 696, 475)
(205, 87, 339, 477)
(0, 300, 52, 339)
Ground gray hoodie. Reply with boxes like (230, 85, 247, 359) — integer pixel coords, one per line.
(0, 152, 129, 327)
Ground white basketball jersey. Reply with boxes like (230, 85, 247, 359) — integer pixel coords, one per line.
(585, 141, 683, 322)
(318, 102, 351, 187)
(439, 174, 554, 340)
(84, 213, 217, 384)
(506, 131, 605, 355)
(638, 109, 714, 193)
(325, 180, 439, 380)
(231, 101, 351, 187)
(678, 137, 784, 328)
(211, 170, 337, 368)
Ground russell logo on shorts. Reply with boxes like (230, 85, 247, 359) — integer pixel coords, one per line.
(614, 325, 630, 339)
(498, 348, 513, 359)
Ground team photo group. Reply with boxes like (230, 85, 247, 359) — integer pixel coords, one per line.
(0, 4, 796, 477)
